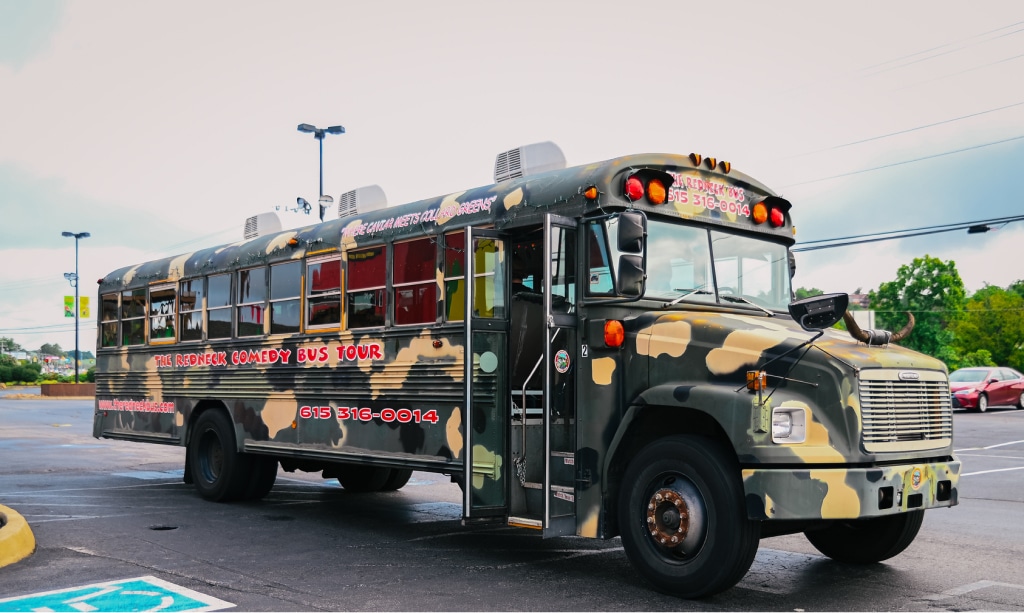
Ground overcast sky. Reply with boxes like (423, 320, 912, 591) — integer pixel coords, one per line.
(2, 0, 1023, 354)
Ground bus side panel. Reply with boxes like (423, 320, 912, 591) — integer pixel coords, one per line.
(95, 330, 468, 469)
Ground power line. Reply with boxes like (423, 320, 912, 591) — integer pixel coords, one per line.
(793, 215, 1024, 252)
(860, 20, 1024, 71)
(780, 134, 1024, 189)
(785, 100, 1024, 159)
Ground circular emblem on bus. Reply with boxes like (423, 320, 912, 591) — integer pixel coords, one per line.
(911, 467, 923, 490)
(554, 349, 571, 374)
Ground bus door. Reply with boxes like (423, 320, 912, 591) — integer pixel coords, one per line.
(463, 228, 510, 521)
(507, 215, 578, 537)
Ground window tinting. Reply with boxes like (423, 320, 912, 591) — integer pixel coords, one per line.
(237, 267, 266, 337)
(393, 238, 437, 326)
(149, 285, 176, 342)
(307, 256, 341, 328)
(444, 232, 466, 321)
(207, 274, 232, 339)
(179, 279, 204, 342)
(270, 261, 301, 334)
(347, 246, 386, 328)
(121, 289, 146, 345)
(100, 293, 118, 348)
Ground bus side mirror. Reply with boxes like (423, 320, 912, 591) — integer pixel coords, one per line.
(616, 254, 645, 298)
(788, 292, 848, 331)
(617, 211, 647, 254)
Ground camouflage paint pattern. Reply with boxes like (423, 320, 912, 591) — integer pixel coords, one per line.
(94, 151, 957, 541)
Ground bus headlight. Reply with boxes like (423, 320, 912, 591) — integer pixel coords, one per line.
(772, 407, 807, 444)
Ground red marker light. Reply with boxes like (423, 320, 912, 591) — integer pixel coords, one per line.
(769, 207, 785, 227)
(604, 320, 625, 348)
(624, 176, 644, 201)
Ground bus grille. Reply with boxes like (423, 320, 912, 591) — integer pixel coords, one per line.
(859, 376, 952, 452)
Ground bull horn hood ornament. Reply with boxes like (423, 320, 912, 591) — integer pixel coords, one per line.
(842, 311, 915, 345)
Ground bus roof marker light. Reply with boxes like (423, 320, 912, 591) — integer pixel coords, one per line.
(689, 153, 702, 166)
(704, 157, 717, 170)
(721, 161, 731, 174)
(584, 186, 599, 201)
(624, 176, 644, 201)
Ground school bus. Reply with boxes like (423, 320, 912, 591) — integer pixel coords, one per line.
(93, 143, 959, 597)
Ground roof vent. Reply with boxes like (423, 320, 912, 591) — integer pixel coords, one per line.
(338, 185, 388, 219)
(494, 141, 566, 183)
(243, 212, 283, 239)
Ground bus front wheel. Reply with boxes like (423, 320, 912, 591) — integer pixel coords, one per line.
(188, 410, 251, 502)
(804, 511, 924, 563)
(618, 435, 759, 598)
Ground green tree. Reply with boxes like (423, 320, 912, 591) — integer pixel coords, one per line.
(40, 342, 64, 356)
(795, 287, 824, 300)
(0, 336, 22, 353)
(869, 255, 965, 363)
(950, 285, 1024, 371)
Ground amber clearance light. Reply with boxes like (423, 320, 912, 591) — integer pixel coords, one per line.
(604, 320, 625, 348)
(647, 178, 667, 205)
(752, 202, 768, 224)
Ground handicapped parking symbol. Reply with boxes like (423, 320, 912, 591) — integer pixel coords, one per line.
(0, 576, 233, 612)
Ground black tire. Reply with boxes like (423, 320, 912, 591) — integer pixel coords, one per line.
(1016, 391, 1024, 410)
(805, 510, 924, 563)
(334, 464, 391, 492)
(188, 410, 251, 502)
(380, 468, 413, 491)
(244, 456, 278, 501)
(978, 393, 989, 413)
(618, 435, 759, 598)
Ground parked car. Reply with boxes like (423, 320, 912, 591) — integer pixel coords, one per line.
(949, 367, 1024, 412)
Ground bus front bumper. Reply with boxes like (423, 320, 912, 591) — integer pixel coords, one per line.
(741, 458, 960, 521)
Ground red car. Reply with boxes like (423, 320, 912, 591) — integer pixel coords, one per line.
(949, 367, 1024, 412)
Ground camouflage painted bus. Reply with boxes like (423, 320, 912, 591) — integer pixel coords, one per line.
(93, 143, 959, 597)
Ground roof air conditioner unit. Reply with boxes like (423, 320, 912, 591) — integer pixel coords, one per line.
(494, 141, 566, 183)
(338, 185, 388, 219)
(243, 212, 283, 239)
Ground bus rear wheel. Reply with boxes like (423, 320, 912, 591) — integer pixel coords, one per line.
(804, 511, 924, 563)
(618, 435, 759, 598)
(381, 468, 413, 491)
(334, 464, 392, 492)
(188, 410, 251, 502)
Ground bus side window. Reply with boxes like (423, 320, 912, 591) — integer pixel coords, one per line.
(179, 278, 204, 342)
(100, 293, 119, 347)
(148, 284, 176, 343)
(237, 267, 267, 337)
(347, 246, 387, 329)
(269, 261, 301, 334)
(444, 232, 465, 321)
(393, 238, 438, 326)
(306, 256, 342, 330)
(207, 273, 232, 339)
(586, 223, 614, 296)
(121, 289, 146, 346)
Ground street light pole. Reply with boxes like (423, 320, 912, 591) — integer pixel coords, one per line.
(297, 123, 344, 220)
(62, 231, 90, 383)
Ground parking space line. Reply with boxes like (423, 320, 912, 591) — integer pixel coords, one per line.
(961, 466, 1024, 477)
(923, 579, 1024, 601)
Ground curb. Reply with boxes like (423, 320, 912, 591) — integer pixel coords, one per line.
(0, 504, 36, 567)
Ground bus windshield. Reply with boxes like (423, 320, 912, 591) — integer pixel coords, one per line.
(644, 220, 792, 311)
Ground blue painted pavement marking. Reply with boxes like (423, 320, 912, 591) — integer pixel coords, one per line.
(0, 575, 233, 612)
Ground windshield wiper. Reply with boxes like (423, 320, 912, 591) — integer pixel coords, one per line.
(720, 294, 775, 316)
(662, 288, 713, 308)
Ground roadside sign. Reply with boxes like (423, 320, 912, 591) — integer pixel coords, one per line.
(0, 575, 233, 612)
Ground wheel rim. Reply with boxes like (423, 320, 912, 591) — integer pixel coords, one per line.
(641, 473, 708, 560)
(198, 428, 224, 483)
(979, 395, 988, 412)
